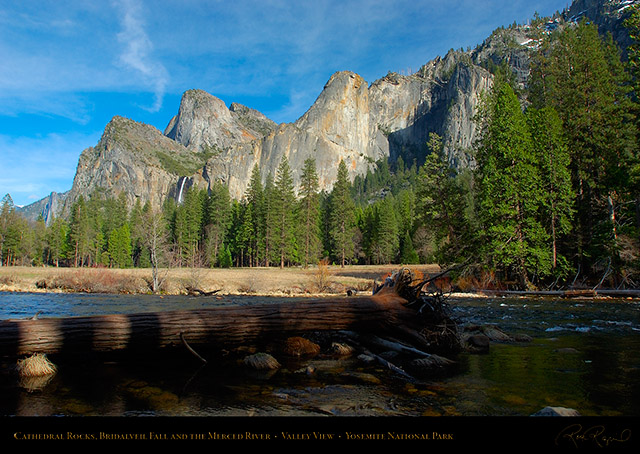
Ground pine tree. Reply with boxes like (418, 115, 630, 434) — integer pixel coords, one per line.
(237, 200, 254, 267)
(624, 5, 640, 246)
(319, 191, 333, 259)
(527, 106, 574, 275)
(218, 243, 232, 268)
(227, 200, 244, 266)
(174, 187, 204, 265)
(102, 192, 128, 242)
(108, 223, 133, 268)
(394, 189, 417, 243)
(0, 195, 32, 266)
(205, 182, 231, 266)
(298, 158, 321, 267)
(245, 164, 264, 266)
(530, 19, 636, 274)
(399, 230, 420, 264)
(262, 173, 276, 266)
(358, 204, 376, 264)
(68, 196, 90, 267)
(46, 216, 69, 267)
(31, 216, 47, 266)
(272, 156, 297, 268)
(370, 196, 399, 264)
(475, 81, 550, 288)
(329, 160, 357, 267)
(129, 198, 146, 267)
(416, 133, 471, 266)
(0, 194, 16, 266)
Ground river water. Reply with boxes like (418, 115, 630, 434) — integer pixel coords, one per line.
(0, 291, 638, 422)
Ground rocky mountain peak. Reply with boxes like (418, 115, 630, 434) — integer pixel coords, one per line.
(563, 0, 638, 55)
(164, 89, 278, 154)
(164, 89, 240, 152)
(18, 0, 638, 224)
(295, 71, 370, 152)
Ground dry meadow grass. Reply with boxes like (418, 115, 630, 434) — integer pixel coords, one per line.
(0, 264, 441, 296)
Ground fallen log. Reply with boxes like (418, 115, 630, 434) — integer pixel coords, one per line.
(0, 268, 461, 361)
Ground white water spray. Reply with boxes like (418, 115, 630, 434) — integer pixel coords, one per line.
(177, 177, 187, 204)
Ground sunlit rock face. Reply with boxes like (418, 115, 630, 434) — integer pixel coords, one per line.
(201, 61, 493, 199)
(164, 89, 277, 153)
(61, 116, 192, 214)
(57, 61, 493, 209)
(19, 0, 637, 221)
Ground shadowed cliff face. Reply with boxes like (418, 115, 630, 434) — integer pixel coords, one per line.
(19, 0, 638, 222)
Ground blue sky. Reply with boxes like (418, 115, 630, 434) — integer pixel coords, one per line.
(0, 0, 568, 208)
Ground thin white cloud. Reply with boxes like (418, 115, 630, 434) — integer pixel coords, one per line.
(114, 0, 169, 112)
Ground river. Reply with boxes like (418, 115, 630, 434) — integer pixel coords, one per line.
(0, 291, 638, 421)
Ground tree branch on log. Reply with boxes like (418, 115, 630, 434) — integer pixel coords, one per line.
(180, 332, 208, 364)
(184, 286, 221, 297)
(342, 330, 454, 364)
(338, 331, 418, 382)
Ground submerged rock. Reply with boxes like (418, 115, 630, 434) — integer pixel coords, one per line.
(243, 352, 281, 370)
(341, 371, 382, 385)
(461, 323, 533, 350)
(480, 325, 513, 342)
(531, 406, 581, 417)
(281, 337, 321, 357)
(463, 333, 491, 353)
(409, 354, 456, 370)
(357, 354, 376, 364)
(511, 333, 534, 342)
(330, 342, 356, 356)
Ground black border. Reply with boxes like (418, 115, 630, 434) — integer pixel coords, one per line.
(2, 416, 638, 448)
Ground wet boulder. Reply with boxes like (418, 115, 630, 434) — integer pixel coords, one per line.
(243, 352, 281, 370)
(531, 406, 581, 417)
(463, 333, 491, 353)
(281, 337, 321, 357)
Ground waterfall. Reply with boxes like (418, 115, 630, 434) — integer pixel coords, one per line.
(177, 177, 187, 204)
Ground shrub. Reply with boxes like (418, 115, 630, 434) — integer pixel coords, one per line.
(313, 258, 332, 293)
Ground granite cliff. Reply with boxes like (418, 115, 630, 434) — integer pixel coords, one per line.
(20, 0, 639, 223)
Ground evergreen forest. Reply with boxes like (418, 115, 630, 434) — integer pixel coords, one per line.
(1, 14, 639, 291)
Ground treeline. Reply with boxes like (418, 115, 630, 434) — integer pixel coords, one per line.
(0, 156, 425, 272)
(1, 16, 639, 290)
(469, 16, 640, 289)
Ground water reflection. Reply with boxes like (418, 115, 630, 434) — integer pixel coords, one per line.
(0, 292, 638, 417)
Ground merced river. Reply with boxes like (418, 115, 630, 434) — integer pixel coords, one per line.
(0, 291, 638, 419)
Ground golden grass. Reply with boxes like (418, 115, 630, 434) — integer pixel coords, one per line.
(0, 264, 442, 296)
(16, 353, 57, 377)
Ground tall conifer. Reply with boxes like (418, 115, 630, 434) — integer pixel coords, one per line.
(298, 158, 321, 267)
(476, 81, 550, 287)
(273, 156, 297, 268)
(530, 19, 636, 273)
(329, 160, 357, 267)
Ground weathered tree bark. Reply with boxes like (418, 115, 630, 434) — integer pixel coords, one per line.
(0, 269, 459, 360)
